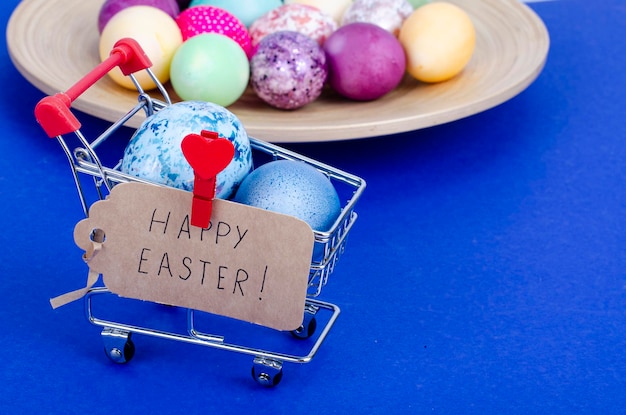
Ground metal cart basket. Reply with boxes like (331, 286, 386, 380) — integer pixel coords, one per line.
(35, 39, 365, 386)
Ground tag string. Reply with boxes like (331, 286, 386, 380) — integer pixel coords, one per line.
(49, 242, 102, 309)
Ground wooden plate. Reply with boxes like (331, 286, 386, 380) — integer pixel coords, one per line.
(7, 0, 549, 142)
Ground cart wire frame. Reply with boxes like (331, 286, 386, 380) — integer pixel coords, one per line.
(39, 39, 366, 386)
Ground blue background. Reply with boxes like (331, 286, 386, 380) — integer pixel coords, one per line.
(2, 1, 626, 413)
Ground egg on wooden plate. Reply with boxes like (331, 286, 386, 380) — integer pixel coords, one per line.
(250, 31, 328, 110)
(99, 5, 182, 90)
(284, 0, 352, 23)
(97, 0, 180, 33)
(399, 2, 476, 83)
(249, 3, 337, 47)
(188, 0, 283, 27)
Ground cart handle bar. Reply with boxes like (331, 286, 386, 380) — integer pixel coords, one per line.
(34, 38, 152, 138)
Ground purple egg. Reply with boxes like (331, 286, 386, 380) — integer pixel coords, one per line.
(250, 31, 328, 110)
(324, 22, 406, 101)
(98, 0, 180, 33)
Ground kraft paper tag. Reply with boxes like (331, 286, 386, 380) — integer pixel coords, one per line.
(62, 182, 315, 331)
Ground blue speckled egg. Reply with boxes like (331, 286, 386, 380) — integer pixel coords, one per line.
(121, 101, 252, 198)
(233, 160, 341, 231)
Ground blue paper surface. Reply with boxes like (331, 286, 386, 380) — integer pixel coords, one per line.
(1, 1, 626, 413)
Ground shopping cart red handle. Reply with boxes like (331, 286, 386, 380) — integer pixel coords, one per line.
(34, 38, 153, 138)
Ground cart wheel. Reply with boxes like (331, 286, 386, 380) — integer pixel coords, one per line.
(291, 303, 319, 339)
(252, 357, 283, 387)
(101, 328, 135, 364)
(104, 338, 135, 364)
(291, 315, 317, 339)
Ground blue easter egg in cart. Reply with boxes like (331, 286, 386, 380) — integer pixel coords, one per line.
(121, 101, 252, 198)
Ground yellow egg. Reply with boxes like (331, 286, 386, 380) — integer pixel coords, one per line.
(399, 2, 475, 83)
(99, 6, 182, 90)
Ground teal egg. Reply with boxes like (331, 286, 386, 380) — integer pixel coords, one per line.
(121, 101, 252, 198)
(233, 160, 341, 231)
(188, 0, 283, 27)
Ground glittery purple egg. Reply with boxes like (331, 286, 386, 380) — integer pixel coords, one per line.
(250, 31, 328, 110)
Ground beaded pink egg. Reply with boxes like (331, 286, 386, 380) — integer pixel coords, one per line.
(175, 6, 252, 57)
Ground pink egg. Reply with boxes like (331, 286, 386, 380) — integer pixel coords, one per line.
(249, 4, 336, 49)
(324, 22, 406, 101)
(175, 6, 252, 58)
(98, 0, 180, 33)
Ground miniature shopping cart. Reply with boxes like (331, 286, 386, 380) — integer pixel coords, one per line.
(35, 38, 365, 386)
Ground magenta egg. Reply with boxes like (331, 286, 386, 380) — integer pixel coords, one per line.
(98, 0, 180, 33)
(250, 31, 328, 110)
(324, 22, 406, 101)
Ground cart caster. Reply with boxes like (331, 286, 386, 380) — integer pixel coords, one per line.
(101, 327, 135, 364)
(252, 357, 283, 387)
(291, 303, 318, 339)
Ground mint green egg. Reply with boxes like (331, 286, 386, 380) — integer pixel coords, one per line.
(407, 0, 430, 9)
(170, 34, 250, 107)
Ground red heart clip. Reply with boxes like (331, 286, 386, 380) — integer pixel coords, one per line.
(181, 130, 235, 228)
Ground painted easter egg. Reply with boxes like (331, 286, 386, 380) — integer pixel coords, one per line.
(99, 6, 182, 90)
(188, 0, 283, 27)
(249, 4, 336, 48)
(407, 0, 431, 9)
(98, 0, 180, 33)
(324, 22, 406, 101)
(175, 5, 252, 57)
(250, 31, 327, 110)
(170, 34, 250, 106)
(121, 101, 252, 199)
(284, 0, 351, 23)
(399, 2, 476, 83)
(341, 0, 413, 36)
(233, 160, 341, 232)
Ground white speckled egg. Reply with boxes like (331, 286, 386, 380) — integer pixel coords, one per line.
(249, 4, 337, 48)
(284, 0, 352, 23)
(233, 160, 341, 231)
(121, 101, 252, 199)
(341, 0, 414, 36)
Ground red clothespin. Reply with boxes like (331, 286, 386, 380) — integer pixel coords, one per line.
(181, 130, 235, 228)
